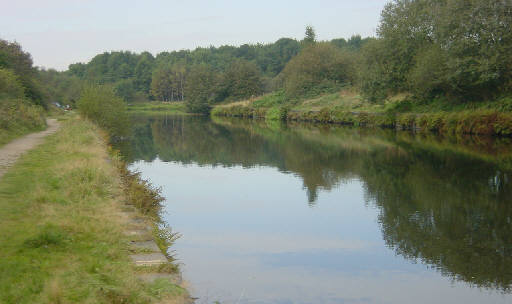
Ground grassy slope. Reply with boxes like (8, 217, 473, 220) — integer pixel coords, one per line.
(212, 90, 512, 136)
(0, 115, 186, 303)
(219, 89, 512, 113)
(127, 102, 188, 115)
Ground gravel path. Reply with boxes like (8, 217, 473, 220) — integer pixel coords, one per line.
(0, 119, 60, 179)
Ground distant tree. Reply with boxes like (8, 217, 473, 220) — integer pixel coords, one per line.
(303, 26, 316, 45)
(68, 63, 86, 78)
(185, 65, 217, 114)
(282, 43, 356, 97)
(151, 67, 174, 101)
(220, 59, 263, 101)
(134, 52, 154, 95)
(150, 65, 187, 102)
(114, 79, 137, 102)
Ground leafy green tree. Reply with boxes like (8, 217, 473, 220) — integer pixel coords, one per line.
(114, 79, 137, 102)
(0, 39, 45, 106)
(220, 59, 263, 101)
(360, 0, 512, 102)
(282, 43, 355, 97)
(151, 67, 174, 101)
(303, 26, 316, 45)
(185, 65, 217, 114)
(134, 52, 154, 95)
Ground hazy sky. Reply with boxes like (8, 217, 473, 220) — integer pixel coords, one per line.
(1, 0, 388, 70)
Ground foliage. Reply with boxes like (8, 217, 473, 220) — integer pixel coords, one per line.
(150, 65, 186, 102)
(116, 158, 164, 217)
(38, 68, 84, 106)
(0, 64, 46, 146)
(0, 39, 46, 107)
(219, 59, 263, 101)
(282, 43, 356, 97)
(303, 25, 316, 45)
(214, 103, 512, 136)
(252, 90, 288, 108)
(76, 85, 129, 137)
(0, 67, 25, 98)
(66, 38, 302, 104)
(265, 106, 289, 121)
(0, 98, 46, 146)
(184, 65, 218, 114)
(360, 0, 512, 102)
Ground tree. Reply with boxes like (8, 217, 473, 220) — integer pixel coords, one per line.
(151, 67, 174, 101)
(114, 79, 137, 102)
(134, 52, 154, 95)
(184, 65, 217, 114)
(303, 26, 316, 45)
(282, 43, 356, 97)
(0, 39, 45, 106)
(220, 59, 263, 101)
(360, 0, 512, 102)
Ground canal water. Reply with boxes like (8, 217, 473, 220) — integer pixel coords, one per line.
(118, 114, 512, 304)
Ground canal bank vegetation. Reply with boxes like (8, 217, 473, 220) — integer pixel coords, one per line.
(127, 102, 188, 115)
(28, 1, 512, 128)
(212, 0, 512, 135)
(0, 40, 48, 146)
(0, 114, 188, 303)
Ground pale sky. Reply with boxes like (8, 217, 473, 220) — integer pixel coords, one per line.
(0, 0, 388, 70)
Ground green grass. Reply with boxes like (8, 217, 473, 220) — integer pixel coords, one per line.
(0, 115, 187, 303)
(212, 89, 512, 136)
(252, 91, 287, 108)
(127, 102, 188, 115)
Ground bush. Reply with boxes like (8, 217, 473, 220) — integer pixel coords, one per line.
(0, 68, 25, 98)
(0, 98, 46, 145)
(76, 85, 129, 137)
(265, 106, 288, 121)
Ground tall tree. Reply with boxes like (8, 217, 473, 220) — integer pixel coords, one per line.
(303, 26, 316, 45)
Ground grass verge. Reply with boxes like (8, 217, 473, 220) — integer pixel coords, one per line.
(0, 114, 188, 303)
(212, 90, 512, 136)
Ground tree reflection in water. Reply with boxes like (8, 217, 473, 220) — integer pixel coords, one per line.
(116, 114, 512, 292)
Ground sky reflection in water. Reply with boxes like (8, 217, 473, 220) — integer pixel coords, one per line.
(124, 115, 512, 304)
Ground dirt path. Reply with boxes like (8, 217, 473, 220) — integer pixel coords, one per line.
(0, 119, 60, 179)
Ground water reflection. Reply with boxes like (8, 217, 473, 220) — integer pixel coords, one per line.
(117, 114, 512, 301)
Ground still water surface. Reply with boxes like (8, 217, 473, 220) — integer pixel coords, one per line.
(118, 115, 512, 304)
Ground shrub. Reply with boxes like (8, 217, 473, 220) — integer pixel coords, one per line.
(0, 98, 46, 145)
(266, 106, 288, 121)
(0, 68, 25, 98)
(77, 85, 129, 138)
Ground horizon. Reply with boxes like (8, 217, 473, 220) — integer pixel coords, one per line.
(1, 0, 388, 71)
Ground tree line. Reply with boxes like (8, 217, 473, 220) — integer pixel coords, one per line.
(38, 32, 368, 113)
(8, 0, 511, 117)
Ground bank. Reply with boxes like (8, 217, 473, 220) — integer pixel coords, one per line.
(211, 90, 512, 137)
(0, 114, 190, 303)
